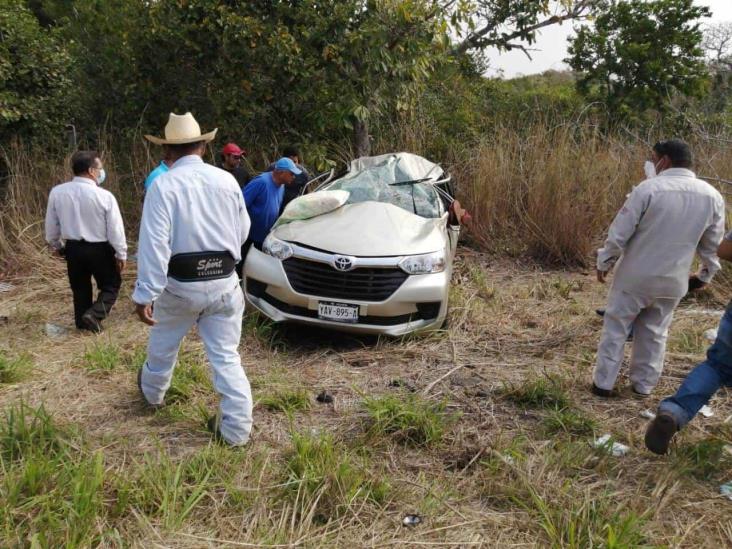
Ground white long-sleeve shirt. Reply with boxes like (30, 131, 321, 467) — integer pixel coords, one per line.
(597, 168, 725, 298)
(132, 155, 251, 305)
(45, 176, 127, 259)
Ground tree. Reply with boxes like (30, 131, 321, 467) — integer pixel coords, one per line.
(703, 22, 732, 72)
(566, 0, 710, 120)
(0, 0, 72, 143)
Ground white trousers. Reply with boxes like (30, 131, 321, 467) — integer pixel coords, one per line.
(139, 277, 253, 445)
(593, 288, 680, 394)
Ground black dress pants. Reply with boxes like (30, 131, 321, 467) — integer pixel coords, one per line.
(64, 240, 122, 329)
(235, 239, 262, 280)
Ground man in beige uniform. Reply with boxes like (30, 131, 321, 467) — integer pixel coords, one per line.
(593, 139, 725, 397)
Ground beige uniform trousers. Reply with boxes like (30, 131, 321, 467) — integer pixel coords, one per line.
(593, 288, 680, 394)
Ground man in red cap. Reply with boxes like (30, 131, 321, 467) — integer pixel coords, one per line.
(220, 142, 251, 188)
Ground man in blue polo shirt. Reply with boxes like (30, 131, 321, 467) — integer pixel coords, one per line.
(236, 157, 300, 278)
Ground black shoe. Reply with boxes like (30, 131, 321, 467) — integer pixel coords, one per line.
(137, 367, 163, 410)
(591, 383, 620, 398)
(631, 386, 650, 399)
(81, 312, 102, 334)
(645, 412, 678, 455)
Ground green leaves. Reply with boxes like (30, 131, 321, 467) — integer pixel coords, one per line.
(567, 0, 711, 121)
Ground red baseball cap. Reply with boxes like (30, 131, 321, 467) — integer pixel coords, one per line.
(222, 142, 245, 156)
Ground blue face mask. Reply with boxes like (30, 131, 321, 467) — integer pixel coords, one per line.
(96, 168, 106, 186)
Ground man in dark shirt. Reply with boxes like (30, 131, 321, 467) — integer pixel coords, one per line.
(267, 145, 310, 214)
(220, 142, 251, 188)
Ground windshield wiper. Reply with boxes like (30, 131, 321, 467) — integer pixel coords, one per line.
(388, 177, 432, 186)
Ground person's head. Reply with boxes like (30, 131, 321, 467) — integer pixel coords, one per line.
(281, 145, 301, 165)
(71, 150, 105, 185)
(221, 142, 244, 170)
(163, 141, 206, 163)
(651, 139, 693, 172)
(271, 157, 302, 186)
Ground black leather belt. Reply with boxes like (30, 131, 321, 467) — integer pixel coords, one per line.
(168, 251, 236, 282)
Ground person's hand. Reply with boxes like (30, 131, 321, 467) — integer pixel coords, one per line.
(688, 274, 707, 292)
(116, 259, 126, 273)
(596, 270, 608, 283)
(48, 245, 63, 258)
(135, 303, 155, 326)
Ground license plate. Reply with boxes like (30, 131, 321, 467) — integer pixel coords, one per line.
(318, 301, 359, 323)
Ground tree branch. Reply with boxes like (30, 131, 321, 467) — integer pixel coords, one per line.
(451, 0, 594, 56)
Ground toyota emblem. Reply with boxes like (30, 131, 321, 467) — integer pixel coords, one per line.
(333, 256, 354, 272)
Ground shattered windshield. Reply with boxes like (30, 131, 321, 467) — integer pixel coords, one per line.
(324, 156, 443, 218)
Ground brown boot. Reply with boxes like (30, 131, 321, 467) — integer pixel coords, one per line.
(644, 412, 678, 455)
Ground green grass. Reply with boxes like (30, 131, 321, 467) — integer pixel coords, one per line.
(81, 342, 121, 373)
(668, 325, 709, 355)
(672, 438, 732, 480)
(503, 377, 571, 411)
(0, 402, 107, 548)
(363, 394, 452, 446)
(282, 431, 389, 521)
(542, 407, 597, 437)
(130, 451, 214, 530)
(0, 350, 33, 384)
(525, 486, 648, 549)
(259, 388, 311, 414)
(165, 351, 212, 405)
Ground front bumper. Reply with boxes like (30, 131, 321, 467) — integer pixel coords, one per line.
(243, 247, 448, 336)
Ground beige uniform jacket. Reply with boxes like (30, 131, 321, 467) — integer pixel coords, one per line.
(597, 168, 725, 298)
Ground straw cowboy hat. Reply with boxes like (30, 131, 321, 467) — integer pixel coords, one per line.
(145, 112, 217, 145)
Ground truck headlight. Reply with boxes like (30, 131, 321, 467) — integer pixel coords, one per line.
(399, 251, 445, 274)
(262, 234, 294, 260)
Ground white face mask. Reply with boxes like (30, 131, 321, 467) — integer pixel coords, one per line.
(643, 160, 657, 179)
(96, 168, 106, 186)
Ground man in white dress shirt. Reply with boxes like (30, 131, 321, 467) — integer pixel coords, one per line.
(592, 139, 725, 398)
(133, 112, 253, 446)
(45, 151, 127, 333)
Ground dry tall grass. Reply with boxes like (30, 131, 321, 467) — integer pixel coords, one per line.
(2, 124, 732, 272)
(455, 126, 732, 266)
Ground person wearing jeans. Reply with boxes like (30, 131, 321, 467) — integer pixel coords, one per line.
(645, 232, 732, 454)
(134, 113, 253, 446)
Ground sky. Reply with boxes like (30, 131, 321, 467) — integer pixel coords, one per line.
(485, 0, 732, 78)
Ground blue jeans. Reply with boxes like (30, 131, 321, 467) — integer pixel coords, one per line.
(659, 303, 732, 427)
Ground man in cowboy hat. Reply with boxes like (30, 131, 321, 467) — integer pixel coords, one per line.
(133, 112, 254, 446)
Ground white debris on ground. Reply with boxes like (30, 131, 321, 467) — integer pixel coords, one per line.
(700, 405, 714, 418)
(402, 515, 422, 527)
(640, 409, 656, 420)
(0, 282, 14, 292)
(45, 323, 69, 338)
(592, 434, 630, 457)
(704, 328, 718, 343)
(720, 482, 732, 501)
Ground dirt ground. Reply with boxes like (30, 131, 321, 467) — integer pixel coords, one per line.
(0, 247, 731, 547)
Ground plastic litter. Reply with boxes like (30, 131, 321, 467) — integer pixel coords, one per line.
(315, 391, 334, 404)
(640, 409, 656, 420)
(593, 434, 630, 457)
(704, 328, 718, 343)
(720, 482, 732, 501)
(402, 514, 422, 527)
(128, 252, 138, 262)
(0, 282, 14, 292)
(700, 405, 714, 418)
(45, 323, 69, 338)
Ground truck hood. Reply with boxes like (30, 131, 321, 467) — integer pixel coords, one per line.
(272, 201, 446, 256)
